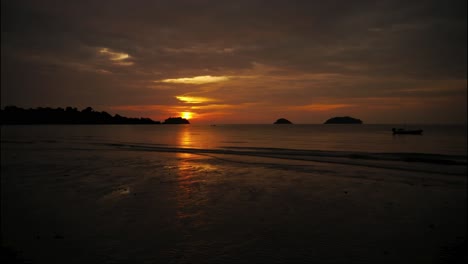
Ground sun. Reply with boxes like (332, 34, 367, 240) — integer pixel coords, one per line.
(181, 112, 193, 119)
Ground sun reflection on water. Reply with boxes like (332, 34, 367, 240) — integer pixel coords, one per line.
(178, 127, 192, 149)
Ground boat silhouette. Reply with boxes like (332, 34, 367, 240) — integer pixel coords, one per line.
(392, 128, 423, 135)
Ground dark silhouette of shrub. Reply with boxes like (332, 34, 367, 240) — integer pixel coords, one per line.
(0, 106, 161, 125)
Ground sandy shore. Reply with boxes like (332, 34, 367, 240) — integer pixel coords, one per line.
(1, 141, 467, 263)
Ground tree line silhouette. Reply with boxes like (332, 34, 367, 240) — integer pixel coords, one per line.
(1, 106, 162, 124)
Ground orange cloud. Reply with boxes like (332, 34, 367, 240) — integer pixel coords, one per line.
(160, 75, 230, 84)
(175, 96, 217, 104)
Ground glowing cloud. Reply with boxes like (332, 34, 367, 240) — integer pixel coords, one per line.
(99, 48, 129, 60)
(176, 96, 217, 104)
(161, 75, 229, 84)
(99, 48, 133, 65)
(189, 104, 237, 110)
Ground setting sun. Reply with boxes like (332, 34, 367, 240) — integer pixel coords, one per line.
(181, 112, 193, 119)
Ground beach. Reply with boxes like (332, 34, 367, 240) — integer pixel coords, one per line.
(1, 125, 467, 263)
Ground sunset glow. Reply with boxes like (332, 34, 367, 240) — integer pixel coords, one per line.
(2, 2, 467, 264)
(181, 112, 193, 120)
(2, 1, 466, 124)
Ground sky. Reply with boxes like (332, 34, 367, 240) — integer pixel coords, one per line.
(1, 0, 467, 124)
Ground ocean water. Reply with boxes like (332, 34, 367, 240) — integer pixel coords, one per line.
(2, 124, 467, 154)
(1, 124, 467, 263)
(2, 124, 466, 175)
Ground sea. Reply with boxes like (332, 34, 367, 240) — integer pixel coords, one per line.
(1, 124, 467, 263)
(2, 124, 467, 154)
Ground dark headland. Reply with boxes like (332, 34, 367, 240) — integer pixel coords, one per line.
(324, 116, 363, 124)
(274, 118, 293, 124)
(0, 106, 188, 125)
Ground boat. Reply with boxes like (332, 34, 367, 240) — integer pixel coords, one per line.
(392, 128, 423, 135)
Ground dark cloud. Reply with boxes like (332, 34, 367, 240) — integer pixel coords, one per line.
(1, 0, 466, 123)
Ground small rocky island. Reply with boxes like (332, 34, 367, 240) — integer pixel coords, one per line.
(324, 116, 362, 124)
(163, 117, 190, 124)
(274, 118, 293, 124)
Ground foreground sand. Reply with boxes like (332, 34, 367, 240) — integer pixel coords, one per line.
(1, 141, 466, 263)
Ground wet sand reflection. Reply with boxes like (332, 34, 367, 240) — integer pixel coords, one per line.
(175, 127, 210, 229)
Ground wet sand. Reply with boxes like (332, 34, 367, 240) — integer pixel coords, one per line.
(1, 141, 467, 263)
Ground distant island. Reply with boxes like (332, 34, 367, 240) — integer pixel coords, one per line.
(1, 106, 165, 125)
(163, 117, 190, 124)
(274, 118, 293, 124)
(324, 116, 363, 124)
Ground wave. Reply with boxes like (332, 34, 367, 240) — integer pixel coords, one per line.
(221, 146, 467, 165)
(92, 142, 467, 176)
(2, 137, 465, 176)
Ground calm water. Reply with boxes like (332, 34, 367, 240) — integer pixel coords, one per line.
(2, 124, 467, 155)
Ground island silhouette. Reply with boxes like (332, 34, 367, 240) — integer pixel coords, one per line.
(0, 106, 188, 125)
(163, 117, 190, 124)
(324, 116, 363, 124)
(274, 118, 293, 124)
